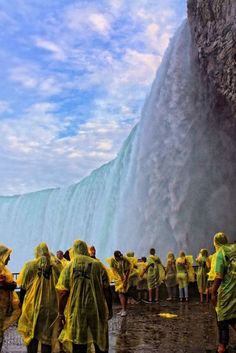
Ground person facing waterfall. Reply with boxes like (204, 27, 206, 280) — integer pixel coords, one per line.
(142, 248, 165, 303)
(165, 252, 177, 301)
(17, 242, 62, 353)
(0, 243, 20, 352)
(176, 251, 190, 302)
(56, 239, 113, 353)
(109, 250, 131, 316)
(211, 232, 236, 353)
(196, 248, 210, 303)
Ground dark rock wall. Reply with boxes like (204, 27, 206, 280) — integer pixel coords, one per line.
(188, 0, 236, 114)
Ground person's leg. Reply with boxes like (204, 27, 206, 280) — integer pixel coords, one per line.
(0, 331, 3, 353)
(72, 344, 87, 353)
(27, 338, 39, 353)
(206, 288, 209, 303)
(179, 286, 183, 301)
(41, 343, 52, 353)
(184, 286, 188, 301)
(172, 285, 177, 300)
(217, 320, 229, 352)
(94, 343, 108, 353)
(155, 286, 159, 302)
(119, 293, 126, 311)
(148, 288, 152, 302)
(166, 286, 172, 300)
(199, 292, 203, 303)
(118, 293, 128, 315)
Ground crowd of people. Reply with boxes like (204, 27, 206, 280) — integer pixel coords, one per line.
(0, 232, 235, 353)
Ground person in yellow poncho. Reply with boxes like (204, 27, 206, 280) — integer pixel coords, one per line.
(136, 257, 148, 301)
(142, 248, 165, 303)
(18, 242, 62, 353)
(109, 250, 131, 317)
(165, 252, 177, 301)
(176, 251, 190, 302)
(125, 251, 139, 304)
(196, 248, 210, 303)
(0, 243, 20, 353)
(211, 232, 236, 353)
(56, 240, 112, 353)
(56, 250, 69, 268)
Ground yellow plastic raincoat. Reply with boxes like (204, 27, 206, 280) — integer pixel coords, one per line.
(109, 255, 131, 293)
(165, 253, 177, 288)
(147, 255, 165, 290)
(18, 243, 61, 347)
(176, 255, 191, 289)
(215, 243, 236, 321)
(136, 261, 148, 290)
(57, 240, 110, 353)
(126, 252, 139, 287)
(196, 249, 210, 294)
(0, 244, 20, 343)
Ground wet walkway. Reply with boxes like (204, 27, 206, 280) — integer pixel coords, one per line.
(2, 300, 236, 353)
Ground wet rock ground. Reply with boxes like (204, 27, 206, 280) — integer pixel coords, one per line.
(2, 300, 236, 353)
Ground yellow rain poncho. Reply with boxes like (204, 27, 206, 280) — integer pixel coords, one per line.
(196, 249, 210, 294)
(18, 242, 61, 347)
(57, 240, 110, 353)
(215, 243, 236, 321)
(207, 253, 217, 281)
(126, 252, 139, 287)
(165, 252, 177, 288)
(0, 244, 20, 340)
(147, 255, 165, 290)
(108, 255, 131, 293)
(136, 260, 148, 290)
(176, 253, 191, 289)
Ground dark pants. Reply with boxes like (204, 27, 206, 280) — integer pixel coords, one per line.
(72, 343, 108, 353)
(0, 330, 3, 353)
(27, 338, 51, 353)
(218, 318, 236, 347)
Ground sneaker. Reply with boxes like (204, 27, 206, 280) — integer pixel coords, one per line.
(120, 310, 127, 317)
(166, 297, 172, 301)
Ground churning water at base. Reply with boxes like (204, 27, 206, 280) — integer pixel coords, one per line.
(1, 22, 236, 271)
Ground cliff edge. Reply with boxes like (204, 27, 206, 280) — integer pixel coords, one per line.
(188, 0, 236, 114)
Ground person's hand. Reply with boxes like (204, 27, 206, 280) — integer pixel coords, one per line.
(211, 294, 217, 307)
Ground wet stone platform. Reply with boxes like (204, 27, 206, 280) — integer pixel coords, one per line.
(2, 300, 236, 353)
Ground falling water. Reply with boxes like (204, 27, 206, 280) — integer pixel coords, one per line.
(1, 21, 236, 271)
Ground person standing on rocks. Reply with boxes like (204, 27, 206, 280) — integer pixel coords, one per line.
(57, 240, 112, 353)
(18, 242, 62, 353)
(0, 243, 20, 353)
(211, 232, 236, 353)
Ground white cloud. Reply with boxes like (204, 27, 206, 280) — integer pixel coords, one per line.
(9, 64, 63, 96)
(88, 13, 111, 36)
(34, 38, 67, 61)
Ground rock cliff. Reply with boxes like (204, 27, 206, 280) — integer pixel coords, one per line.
(188, 0, 236, 114)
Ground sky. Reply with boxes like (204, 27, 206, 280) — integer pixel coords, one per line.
(0, 0, 186, 196)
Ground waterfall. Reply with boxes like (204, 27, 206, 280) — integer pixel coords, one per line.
(1, 21, 236, 271)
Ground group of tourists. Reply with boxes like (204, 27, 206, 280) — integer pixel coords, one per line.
(0, 232, 235, 353)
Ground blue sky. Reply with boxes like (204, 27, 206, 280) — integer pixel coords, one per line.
(0, 0, 186, 196)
